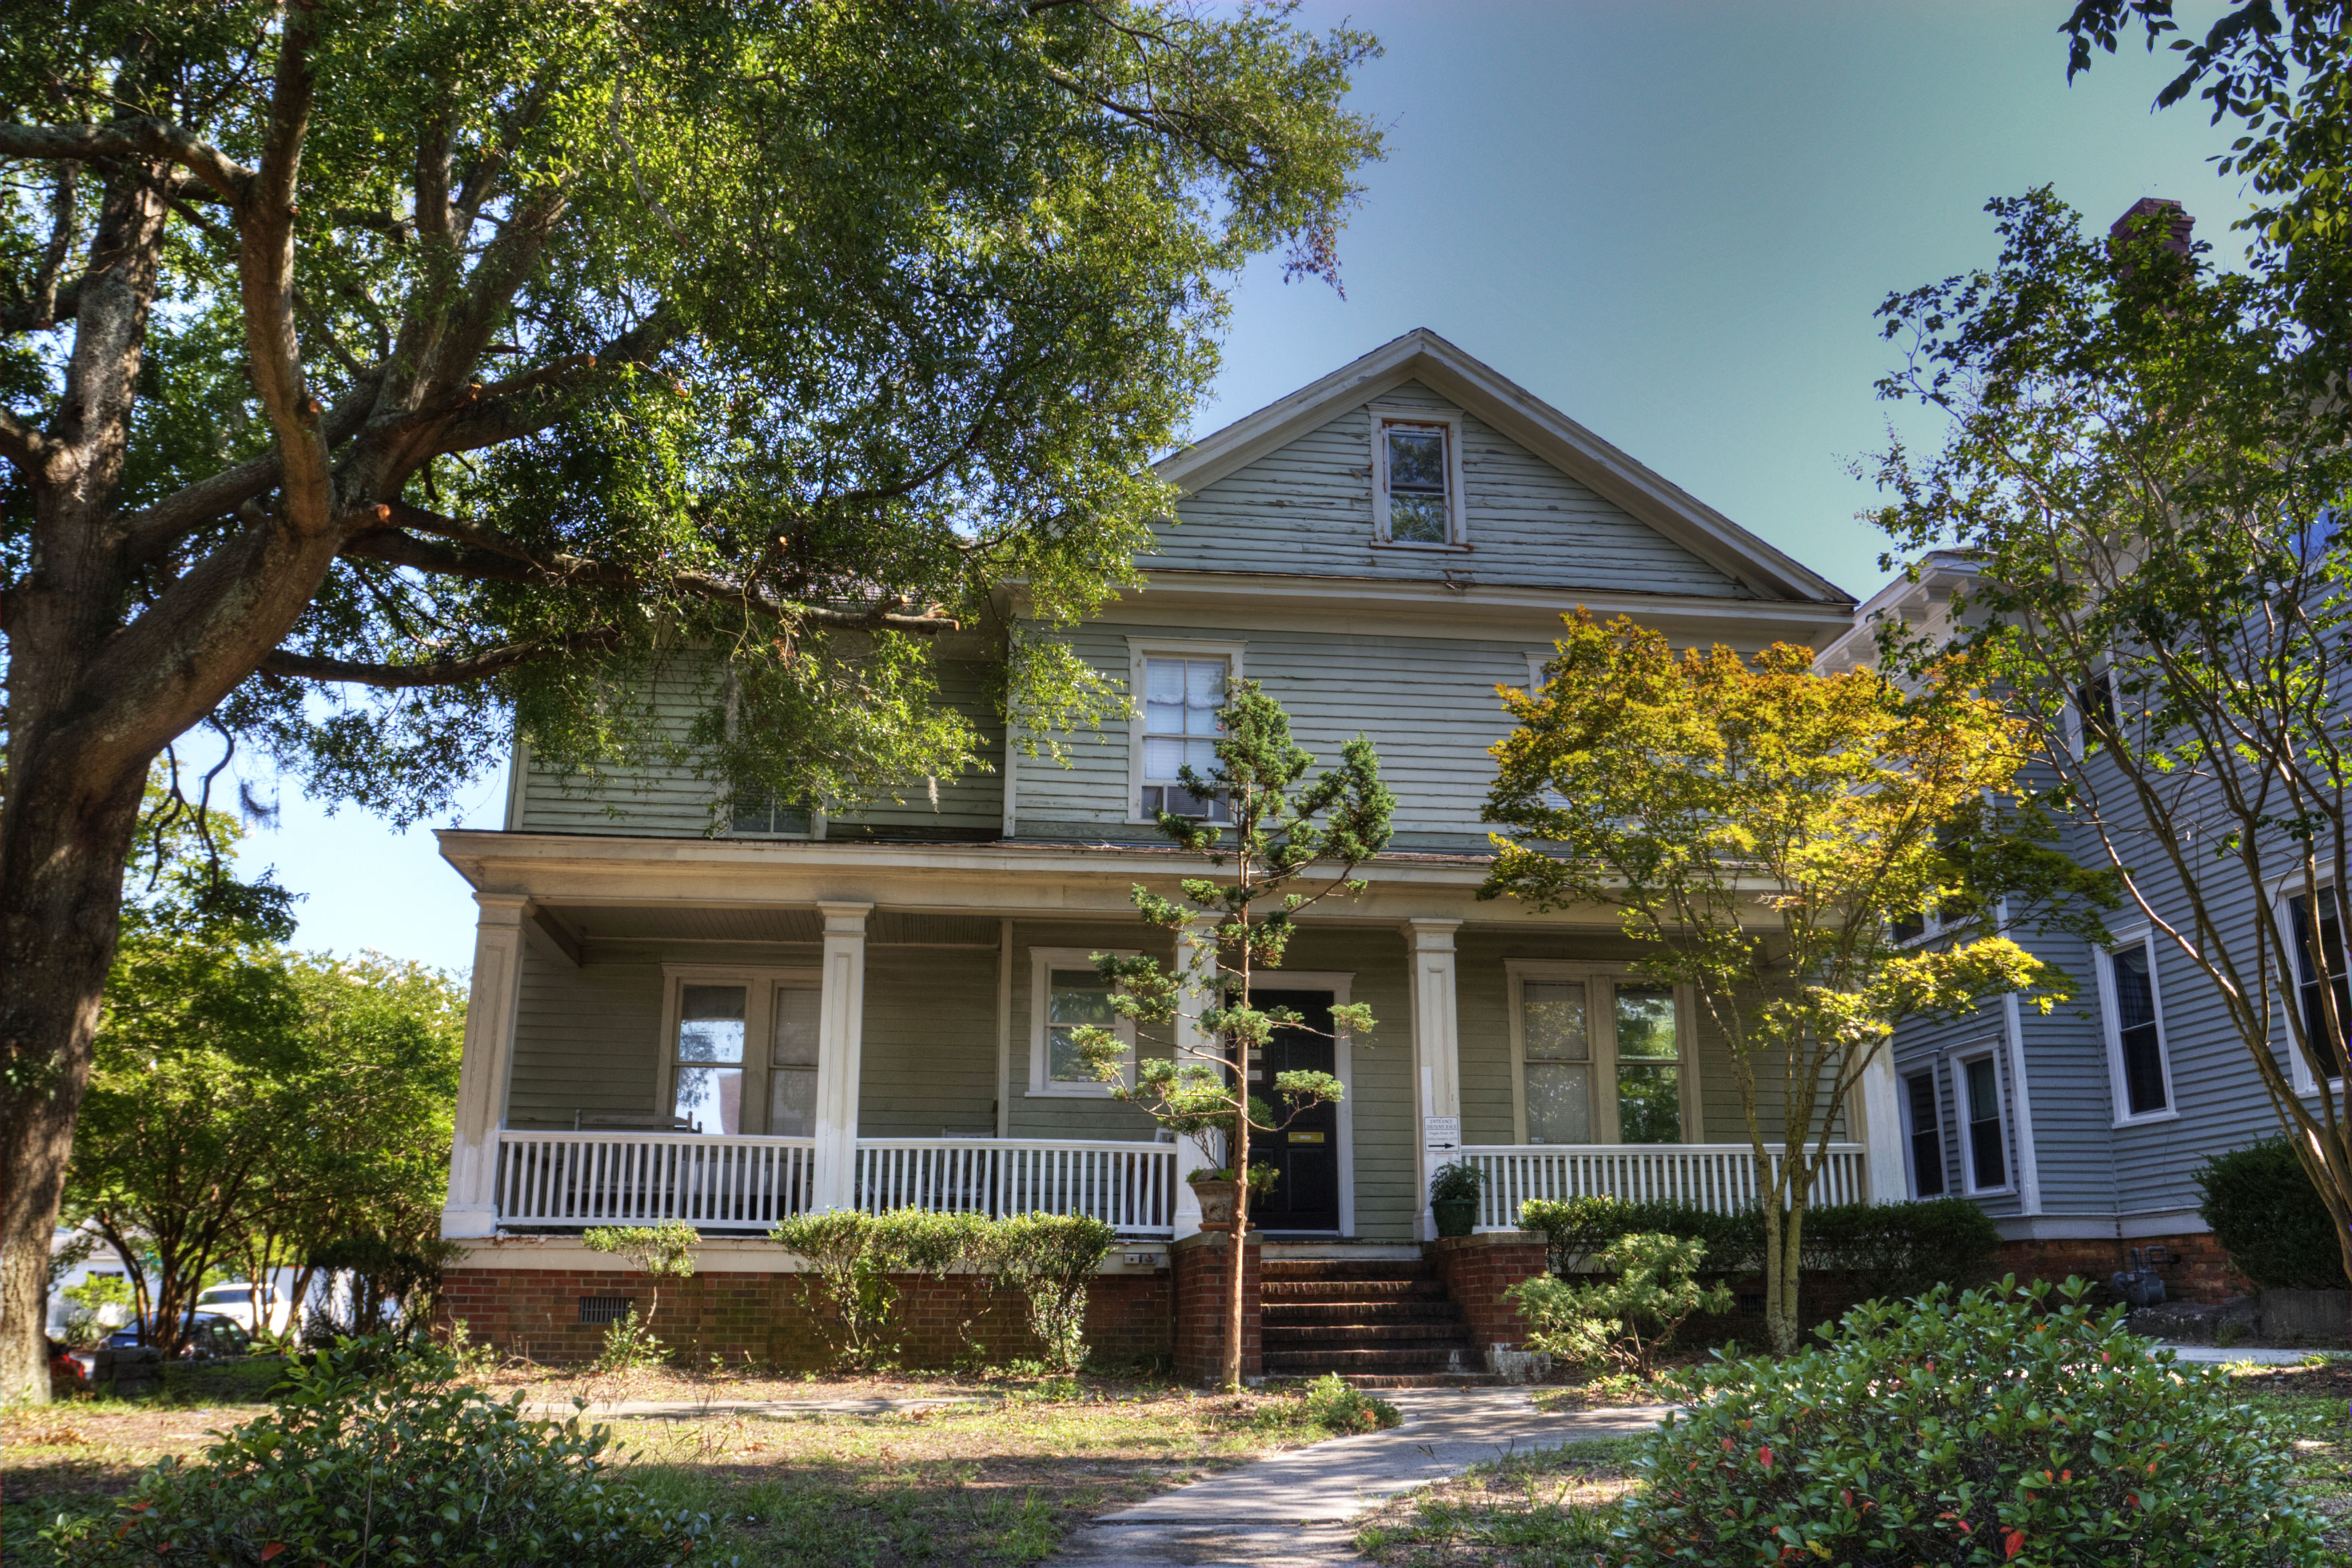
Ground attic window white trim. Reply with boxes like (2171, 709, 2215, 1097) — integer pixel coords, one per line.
(1370, 408, 1467, 550)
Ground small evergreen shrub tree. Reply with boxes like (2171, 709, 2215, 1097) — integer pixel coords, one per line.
(771, 1210, 980, 1366)
(65, 1334, 712, 1565)
(1620, 1279, 2326, 1567)
(2198, 1137, 2348, 1290)
(1507, 1232, 1732, 1377)
(970, 1213, 1117, 1373)
(580, 1221, 699, 1370)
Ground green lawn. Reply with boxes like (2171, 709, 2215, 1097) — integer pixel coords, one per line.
(3, 1372, 1383, 1567)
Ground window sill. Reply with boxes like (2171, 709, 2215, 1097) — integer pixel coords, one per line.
(2110, 1109, 2180, 1129)
(1026, 1086, 1120, 1100)
(1965, 1185, 2016, 1199)
(1369, 538, 1471, 552)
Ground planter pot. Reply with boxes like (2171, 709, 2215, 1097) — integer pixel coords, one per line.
(1432, 1197, 1479, 1238)
(1191, 1178, 1239, 1232)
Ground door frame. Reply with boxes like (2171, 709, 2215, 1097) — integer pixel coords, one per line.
(1248, 971, 1355, 1237)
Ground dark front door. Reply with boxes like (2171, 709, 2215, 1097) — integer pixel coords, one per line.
(1251, 990, 1341, 1232)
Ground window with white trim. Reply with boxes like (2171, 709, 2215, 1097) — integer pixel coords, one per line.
(2100, 935, 2172, 1119)
(1959, 1051, 2008, 1192)
(767, 983, 821, 1137)
(729, 796, 817, 837)
(1372, 411, 1464, 547)
(1903, 1067, 1946, 1198)
(1510, 966, 1697, 1145)
(2289, 890, 2351, 1084)
(1030, 948, 1137, 1096)
(673, 984, 747, 1134)
(1139, 656, 1230, 821)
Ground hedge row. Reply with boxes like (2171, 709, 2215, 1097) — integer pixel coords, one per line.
(1516, 1195, 2002, 1303)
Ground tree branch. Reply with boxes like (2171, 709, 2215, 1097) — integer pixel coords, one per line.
(0, 120, 254, 203)
(258, 630, 624, 689)
(0, 407, 49, 473)
(236, 3, 330, 536)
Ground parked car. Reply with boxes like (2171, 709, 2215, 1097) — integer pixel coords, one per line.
(192, 1281, 291, 1338)
(102, 1312, 254, 1360)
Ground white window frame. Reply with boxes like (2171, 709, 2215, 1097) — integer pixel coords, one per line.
(1506, 960, 1702, 1145)
(2062, 664, 2117, 761)
(656, 965, 822, 1135)
(1124, 638, 1245, 827)
(1370, 407, 1468, 550)
(1028, 946, 1139, 1097)
(723, 799, 826, 840)
(1949, 1041, 2013, 1197)
(1899, 1062, 1947, 1199)
(2095, 926, 2178, 1125)
(2273, 877, 2350, 1096)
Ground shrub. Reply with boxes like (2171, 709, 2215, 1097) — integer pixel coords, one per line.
(1798, 1196, 2001, 1300)
(69, 1334, 713, 1565)
(1519, 1195, 1758, 1276)
(1619, 1279, 2327, 1568)
(590, 1307, 668, 1374)
(1507, 1232, 1732, 1377)
(1429, 1160, 1485, 1203)
(2198, 1137, 2347, 1290)
(970, 1213, 1117, 1373)
(1299, 1372, 1402, 1433)
(771, 1209, 981, 1366)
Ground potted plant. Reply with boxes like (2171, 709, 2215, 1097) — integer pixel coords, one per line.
(1430, 1161, 1485, 1238)
(1188, 1164, 1280, 1232)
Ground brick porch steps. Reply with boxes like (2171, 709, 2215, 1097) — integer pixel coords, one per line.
(1259, 1256, 1495, 1385)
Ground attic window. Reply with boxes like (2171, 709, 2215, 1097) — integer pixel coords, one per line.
(1373, 413, 1463, 547)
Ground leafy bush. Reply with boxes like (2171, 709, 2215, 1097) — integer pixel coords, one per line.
(2198, 1137, 2348, 1290)
(303, 1233, 461, 1340)
(970, 1213, 1117, 1373)
(771, 1209, 980, 1366)
(590, 1307, 668, 1374)
(1507, 1232, 1732, 1377)
(1516, 1195, 1999, 1301)
(1299, 1372, 1402, 1433)
(1619, 1279, 2327, 1567)
(63, 1334, 713, 1565)
(582, 1221, 699, 1328)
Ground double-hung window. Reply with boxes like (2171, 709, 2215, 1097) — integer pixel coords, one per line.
(1137, 653, 1232, 822)
(1961, 1052, 2008, 1191)
(672, 984, 747, 1135)
(1372, 411, 1464, 547)
(729, 796, 815, 837)
(767, 984, 821, 1137)
(2101, 935, 2172, 1119)
(1030, 948, 1137, 1096)
(660, 968, 822, 1137)
(2289, 891, 2351, 1083)
(1903, 1068, 1946, 1197)
(1511, 966, 1694, 1144)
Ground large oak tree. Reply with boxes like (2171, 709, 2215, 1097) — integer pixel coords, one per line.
(0, 0, 1380, 1399)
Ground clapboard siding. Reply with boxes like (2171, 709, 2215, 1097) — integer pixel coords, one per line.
(1889, 1005, 2023, 1217)
(514, 657, 1002, 838)
(1155, 381, 1749, 596)
(508, 950, 664, 1129)
(858, 946, 1000, 1137)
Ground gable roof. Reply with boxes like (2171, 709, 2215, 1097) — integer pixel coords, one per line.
(1156, 328, 1851, 606)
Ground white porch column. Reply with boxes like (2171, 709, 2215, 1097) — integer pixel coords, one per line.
(811, 901, 872, 1212)
(1854, 1043, 1911, 1204)
(440, 894, 530, 1239)
(1171, 915, 1221, 1239)
(1405, 918, 1463, 1241)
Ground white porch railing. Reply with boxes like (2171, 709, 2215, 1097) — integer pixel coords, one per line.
(855, 1138, 1178, 1237)
(1458, 1143, 1869, 1230)
(496, 1131, 817, 1231)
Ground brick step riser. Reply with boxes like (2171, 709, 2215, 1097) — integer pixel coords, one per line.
(1261, 1304, 1464, 1327)
(1332, 1373, 1505, 1389)
(1263, 1330, 1476, 1352)
(1265, 1349, 1483, 1372)
(1260, 1282, 1448, 1302)
(1259, 1263, 1438, 1282)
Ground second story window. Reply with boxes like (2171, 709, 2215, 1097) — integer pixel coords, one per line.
(1962, 1052, 2007, 1191)
(1373, 413, 1463, 546)
(730, 795, 814, 837)
(1141, 656, 1230, 822)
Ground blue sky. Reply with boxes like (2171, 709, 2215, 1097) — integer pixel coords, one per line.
(222, 1, 2248, 975)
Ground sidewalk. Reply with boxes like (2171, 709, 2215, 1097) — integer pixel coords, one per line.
(520, 1394, 993, 1418)
(2157, 1343, 2327, 1366)
(1052, 1388, 1668, 1568)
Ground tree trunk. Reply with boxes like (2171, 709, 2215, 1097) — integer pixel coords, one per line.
(1225, 1117, 1249, 1391)
(1767, 1200, 1805, 1357)
(0, 760, 151, 1401)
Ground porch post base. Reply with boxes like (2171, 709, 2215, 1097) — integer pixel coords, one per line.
(439, 1202, 498, 1239)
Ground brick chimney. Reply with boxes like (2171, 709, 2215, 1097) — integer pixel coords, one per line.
(2108, 197, 2194, 258)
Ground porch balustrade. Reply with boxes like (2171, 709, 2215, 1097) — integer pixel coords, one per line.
(1458, 1142, 1869, 1230)
(493, 1131, 1177, 1236)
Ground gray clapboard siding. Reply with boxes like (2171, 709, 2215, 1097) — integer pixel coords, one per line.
(1154, 381, 1748, 596)
(508, 950, 664, 1129)
(858, 946, 1001, 1138)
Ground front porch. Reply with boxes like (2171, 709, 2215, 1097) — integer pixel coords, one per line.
(435, 833, 1908, 1250)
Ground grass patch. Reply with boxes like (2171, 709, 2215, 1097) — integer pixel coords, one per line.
(3, 1374, 1378, 1567)
(1352, 1435, 1645, 1568)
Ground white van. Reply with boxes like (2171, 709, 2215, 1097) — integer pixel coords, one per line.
(193, 1282, 293, 1338)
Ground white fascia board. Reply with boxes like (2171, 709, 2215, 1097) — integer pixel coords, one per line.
(1155, 328, 1853, 608)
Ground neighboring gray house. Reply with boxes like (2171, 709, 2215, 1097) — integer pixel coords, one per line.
(433, 331, 1888, 1328)
(1818, 553, 2311, 1298)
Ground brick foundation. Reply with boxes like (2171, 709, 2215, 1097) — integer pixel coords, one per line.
(1424, 1231, 1549, 1350)
(1996, 1231, 2252, 1304)
(1171, 1232, 1259, 1385)
(437, 1264, 1170, 1370)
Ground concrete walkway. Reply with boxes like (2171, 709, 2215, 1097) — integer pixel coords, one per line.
(1053, 1389, 1668, 1568)
(2157, 1343, 2328, 1366)
(522, 1394, 994, 1419)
